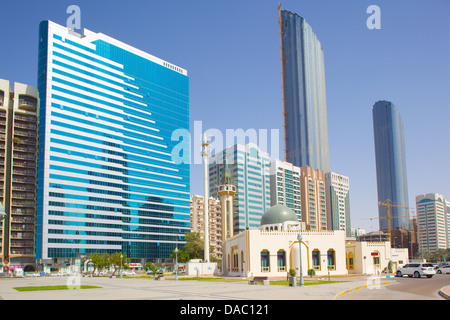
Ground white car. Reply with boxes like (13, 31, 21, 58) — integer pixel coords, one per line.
(435, 265, 450, 274)
(396, 263, 435, 278)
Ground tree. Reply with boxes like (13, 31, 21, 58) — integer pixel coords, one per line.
(89, 253, 109, 276)
(109, 252, 129, 277)
(144, 261, 158, 278)
(170, 248, 190, 263)
(175, 232, 216, 262)
(183, 232, 204, 260)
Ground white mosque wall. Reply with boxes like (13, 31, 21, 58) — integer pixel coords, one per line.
(224, 229, 348, 278)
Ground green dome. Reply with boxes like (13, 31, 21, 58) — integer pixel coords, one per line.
(260, 205, 298, 226)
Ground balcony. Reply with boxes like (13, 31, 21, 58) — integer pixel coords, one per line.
(14, 114, 36, 122)
(12, 184, 35, 192)
(18, 97, 37, 111)
(14, 129, 36, 138)
(11, 209, 35, 216)
(13, 161, 36, 169)
(13, 138, 36, 146)
(10, 241, 34, 248)
(11, 216, 35, 224)
(13, 153, 35, 161)
(12, 177, 34, 184)
(10, 233, 34, 240)
(13, 168, 35, 176)
(12, 193, 35, 200)
(217, 185, 236, 195)
(10, 249, 34, 255)
(14, 123, 36, 130)
(10, 225, 35, 232)
(11, 201, 34, 207)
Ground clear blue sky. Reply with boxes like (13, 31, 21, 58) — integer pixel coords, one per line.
(1, 0, 449, 232)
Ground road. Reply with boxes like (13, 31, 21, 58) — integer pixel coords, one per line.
(338, 274, 450, 300)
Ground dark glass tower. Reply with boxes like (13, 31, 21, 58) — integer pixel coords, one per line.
(372, 100, 409, 231)
(279, 6, 330, 172)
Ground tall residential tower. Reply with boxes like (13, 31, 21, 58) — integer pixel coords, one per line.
(279, 6, 330, 172)
(36, 21, 190, 264)
(0, 80, 38, 270)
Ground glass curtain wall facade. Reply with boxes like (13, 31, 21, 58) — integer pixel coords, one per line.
(209, 144, 271, 235)
(372, 100, 409, 230)
(279, 8, 330, 172)
(36, 21, 190, 260)
(325, 172, 351, 237)
(269, 159, 302, 222)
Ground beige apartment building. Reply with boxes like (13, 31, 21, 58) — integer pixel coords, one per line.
(416, 193, 449, 252)
(0, 79, 38, 271)
(299, 166, 327, 231)
(190, 195, 222, 260)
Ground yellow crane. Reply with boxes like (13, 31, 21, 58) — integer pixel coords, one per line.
(364, 199, 413, 242)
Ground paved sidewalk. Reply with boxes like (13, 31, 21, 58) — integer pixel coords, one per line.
(439, 285, 450, 300)
(0, 274, 446, 301)
(0, 276, 369, 300)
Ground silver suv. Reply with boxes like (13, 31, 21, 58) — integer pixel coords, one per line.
(396, 263, 435, 278)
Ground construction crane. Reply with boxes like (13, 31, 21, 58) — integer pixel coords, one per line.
(363, 199, 413, 242)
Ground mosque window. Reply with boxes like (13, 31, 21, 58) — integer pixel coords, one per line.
(327, 249, 336, 271)
(277, 250, 286, 272)
(232, 252, 239, 272)
(261, 250, 270, 272)
(312, 249, 321, 270)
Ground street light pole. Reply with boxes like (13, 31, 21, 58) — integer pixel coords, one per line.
(175, 242, 178, 281)
(297, 233, 304, 287)
(201, 133, 211, 263)
(120, 254, 123, 278)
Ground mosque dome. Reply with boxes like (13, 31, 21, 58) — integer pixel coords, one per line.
(260, 204, 298, 227)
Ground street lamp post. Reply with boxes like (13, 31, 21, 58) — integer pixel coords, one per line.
(120, 254, 123, 278)
(175, 244, 178, 281)
(297, 233, 304, 287)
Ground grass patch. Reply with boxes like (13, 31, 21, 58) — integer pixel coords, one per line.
(13, 285, 102, 292)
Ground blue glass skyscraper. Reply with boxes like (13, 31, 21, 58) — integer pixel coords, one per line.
(36, 21, 190, 262)
(279, 7, 330, 172)
(373, 100, 409, 231)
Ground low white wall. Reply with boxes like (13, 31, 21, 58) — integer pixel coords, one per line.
(185, 262, 219, 276)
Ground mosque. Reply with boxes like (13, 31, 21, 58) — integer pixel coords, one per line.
(222, 204, 409, 279)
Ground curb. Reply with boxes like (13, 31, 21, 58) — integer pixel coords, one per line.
(332, 280, 393, 300)
(438, 287, 450, 300)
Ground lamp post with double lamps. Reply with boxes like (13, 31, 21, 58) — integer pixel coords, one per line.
(297, 233, 304, 287)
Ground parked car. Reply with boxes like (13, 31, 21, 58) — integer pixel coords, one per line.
(123, 270, 136, 276)
(435, 265, 450, 274)
(396, 263, 435, 278)
(437, 263, 450, 268)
